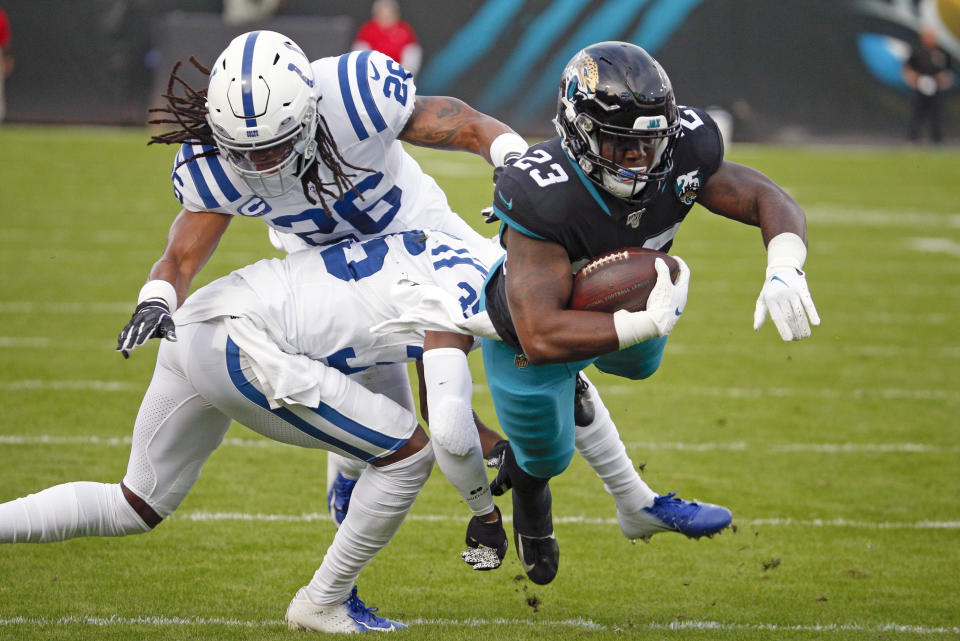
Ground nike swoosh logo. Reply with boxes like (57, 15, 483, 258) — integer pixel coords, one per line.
(770, 275, 787, 286)
(675, 307, 682, 317)
(497, 191, 513, 209)
(370, 65, 380, 81)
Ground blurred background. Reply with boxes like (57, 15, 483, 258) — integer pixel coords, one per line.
(0, 0, 958, 144)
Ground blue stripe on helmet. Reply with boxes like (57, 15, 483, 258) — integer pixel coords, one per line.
(184, 145, 221, 210)
(226, 338, 405, 461)
(204, 152, 243, 202)
(355, 50, 387, 133)
(241, 32, 260, 127)
(338, 53, 369, 141)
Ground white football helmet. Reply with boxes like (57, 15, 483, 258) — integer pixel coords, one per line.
(206, 31, 319, 197)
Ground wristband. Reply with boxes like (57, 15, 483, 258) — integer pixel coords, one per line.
(489, 132, 528, 167)
(137, 279, 178, 312)
(612, 309, 658, 349)
(766, 232, 806, 271)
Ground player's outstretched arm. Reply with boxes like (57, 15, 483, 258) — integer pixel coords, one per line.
(421, 330, 508, 570)
(698, 161, 820, 341)
(117, 209, 231, 357)
(399, 96, 526, 166)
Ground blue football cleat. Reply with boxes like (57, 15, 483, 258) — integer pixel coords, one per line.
(617, 492, 732, 542)
(286, 585, 407, 633)
(327, 472, 357, 527)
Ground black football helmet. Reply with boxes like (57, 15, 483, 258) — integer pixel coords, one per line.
(555, 41, 681, 206)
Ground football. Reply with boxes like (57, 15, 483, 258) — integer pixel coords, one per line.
(569, 247, 679, 313)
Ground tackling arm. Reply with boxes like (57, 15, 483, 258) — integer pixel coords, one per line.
(148, 208, 233, 305)
(116, 209, 231, 357)
(421, 330, 507, 569)
(399, 96, 524, 165)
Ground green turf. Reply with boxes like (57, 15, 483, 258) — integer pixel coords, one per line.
(0, 125, 958, 640)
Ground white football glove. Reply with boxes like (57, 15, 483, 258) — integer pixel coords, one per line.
(753, 233, 820, 341)
(613, 256, 690, 348)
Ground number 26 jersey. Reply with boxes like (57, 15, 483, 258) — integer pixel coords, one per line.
(170, 50, 464, 247)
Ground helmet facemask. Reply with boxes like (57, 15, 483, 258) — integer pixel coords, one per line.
(568, 109, 678, 200)
(210, 106, 319, 197)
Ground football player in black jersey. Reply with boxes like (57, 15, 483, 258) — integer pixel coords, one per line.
(482, 42, 819, 585)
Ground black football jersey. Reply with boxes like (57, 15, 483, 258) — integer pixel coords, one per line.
(485, 105, 724, 350)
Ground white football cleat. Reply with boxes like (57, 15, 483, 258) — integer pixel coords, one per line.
(285, 586, 406, 633)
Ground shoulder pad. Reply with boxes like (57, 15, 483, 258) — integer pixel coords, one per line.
(172, 144, 245, 212)
(317, 50, 417, 144)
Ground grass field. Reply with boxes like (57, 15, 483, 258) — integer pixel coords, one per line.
(0, 125, 958, 640)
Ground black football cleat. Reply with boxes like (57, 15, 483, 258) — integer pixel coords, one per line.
(490, 442, 559, 584)
(515, 530, 559, 585)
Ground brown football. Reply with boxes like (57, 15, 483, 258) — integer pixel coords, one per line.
(569, 247, 679, 313)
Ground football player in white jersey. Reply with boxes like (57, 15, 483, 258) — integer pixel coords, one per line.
(118, 30, 527, 527)
(117, 31, 689, 560)
(2, 229, 507, 633)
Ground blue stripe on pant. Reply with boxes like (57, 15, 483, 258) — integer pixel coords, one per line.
(224, 337, 406, 462)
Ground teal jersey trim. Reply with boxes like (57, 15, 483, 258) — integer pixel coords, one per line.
(493, 204, 548, 240)
(562, 147, 612, 217)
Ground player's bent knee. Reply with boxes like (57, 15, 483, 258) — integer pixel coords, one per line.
(120, 482, 164, 530)
(520, 446, 575, 480)
(593, 338, 667, 380)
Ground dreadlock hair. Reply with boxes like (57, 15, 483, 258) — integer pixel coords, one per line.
(147, 57, 369, 214)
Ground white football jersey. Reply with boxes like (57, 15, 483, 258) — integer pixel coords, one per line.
(171, 50, 465, 246)
(175, 230, 492, 373)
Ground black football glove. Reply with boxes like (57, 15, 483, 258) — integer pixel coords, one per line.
(460, 506, 508, 571)
(481, 153, 522, 224)
(485, 439, 510, 469)
(117, 299, 176, 359)
(489, 441, 514, 497)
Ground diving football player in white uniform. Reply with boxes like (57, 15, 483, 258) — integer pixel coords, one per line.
(2, 229, 507, 633)
(118, 30, 528, 524)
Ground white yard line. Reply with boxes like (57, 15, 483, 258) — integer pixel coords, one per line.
(172, 511, 960, 530)
(2, 434, 956, 455)
(1, 379, 956, 402)
(0, 302, 130, 314)
(804, 208, 960, 229)
(4, 338, 958, 360)
(0, 614, 956, 634)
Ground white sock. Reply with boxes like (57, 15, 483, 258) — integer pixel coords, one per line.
(306, 443, 434, 605)
(575, 374, 657, 510)
(423, 348, 494, 517)
(0, 482, 151, 543)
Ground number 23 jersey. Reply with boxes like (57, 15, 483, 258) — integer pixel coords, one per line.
(485, 105, 724, 349)
(170, 50, 457, 247)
